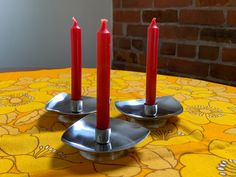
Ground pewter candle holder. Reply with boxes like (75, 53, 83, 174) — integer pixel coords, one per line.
(45, 92, 96, 118)
(61, 113, 150, 161)
(115, 96, 183, 128)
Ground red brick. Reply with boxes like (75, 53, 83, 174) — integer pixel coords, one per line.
(113, 37, 119, 48)
(118, 38, 131, 50)
(158, 57, 169, 69)
(113, 10, 140, 23)
(132, 39, 144, 51)
(112, 59, 146, 72)
(138, 54, 169, 69)
(122, 0, 153, 8)
(159, 25, 178, 39)
(114, 51, 138, 64)
(177, 44, 196, 58)
(139, 54, 146, 66)
(196, 0, 236, 6)
(180, 10, 225, 25)
(199, 46, 219, 61)
(210, 64, 236, 81)
(159, 25, 199, 40)
(113, 23, 123, 35)
(127, 25, 148, 37)
(139, 54, 169, 69)
(125, 65, 146, 72)
(160, 42, 176, 55)
(113, 0, 121, 8)
(142, 10, 178, 23)
(168, 59, 209, 77)
(154, 0, 192, 7)
(112, 60, 125, 70)
(112, 62, 146, 73)
(228, 11, 236, 26)
(200, 28, 236, 43)
(222, 48, 236, 62)
(178, 27, 199, 40)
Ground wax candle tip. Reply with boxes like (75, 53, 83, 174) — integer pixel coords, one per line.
(101, 19, 108, 23)
(72, 17, 78, 26)
(99, 19, 108, 30)
(150, 18, 157, 26)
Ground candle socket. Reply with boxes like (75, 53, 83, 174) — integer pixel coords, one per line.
(95, 128, 111, 144)
(95, 142, 112, 152)
(144, 104, 158, 117)
(71, 100, 83, 113)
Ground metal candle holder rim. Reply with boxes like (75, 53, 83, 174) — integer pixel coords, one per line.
(115, 96, 183, 120)
(61, 114, 150, 161)
(45, 92, 96, 117)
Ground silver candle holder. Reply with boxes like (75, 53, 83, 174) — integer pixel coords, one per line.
(45, 92, 96, 118)
(115, 96, 183, 128)
(61, 113, 150, 161)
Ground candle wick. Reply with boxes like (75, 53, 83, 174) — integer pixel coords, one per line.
(150, 17, 157, 27)
(72, 17, 78, 27)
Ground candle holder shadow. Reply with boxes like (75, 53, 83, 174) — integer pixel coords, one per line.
(115, 96, 183, 128)
(45, 92, 96, 118)
(61, 113, 150, 161)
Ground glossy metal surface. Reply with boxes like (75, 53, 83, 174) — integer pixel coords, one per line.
(129, 118, 167, 129)
(71, 100, 83, 113)
(58, 115, 81, 124)
(45, 92, 96, 116)
(144, 104, 158, 116)
(61, 114, 150, 161)
(80, 150, 127, 161)
(95, 128, 111, 144)
(115, 96, 183, 120)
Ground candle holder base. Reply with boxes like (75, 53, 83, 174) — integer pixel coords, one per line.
(129, 118, 167, 128)
(58, 115, 81, 124)
(61, 114, 150, 161)
(115, 96, 183, 127)
(80, 149, 128, 161)
(45, 92, 96, 117)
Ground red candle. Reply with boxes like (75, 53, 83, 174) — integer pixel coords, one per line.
(145, 18, 159, 105)
(71, 17, 82, 100)
(96, 19, 111, 130)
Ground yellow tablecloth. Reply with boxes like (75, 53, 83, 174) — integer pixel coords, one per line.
(0, 68, 236, 177)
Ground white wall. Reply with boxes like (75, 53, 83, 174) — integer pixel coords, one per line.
(0, 0, 112, 69)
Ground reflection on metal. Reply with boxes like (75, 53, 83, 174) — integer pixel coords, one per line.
(115, 96, 183, 127)
(62, 114, 150, 161)
(144, 104, 158, 116)
(71, 99, 83, 113)
(45, 92, 96, 117)
(95, 128, 111, 144)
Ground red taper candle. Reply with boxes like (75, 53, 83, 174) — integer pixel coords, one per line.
(96, 19, 111, 130)
(71, 17, 82, 100)
(145, 18, 159, 105)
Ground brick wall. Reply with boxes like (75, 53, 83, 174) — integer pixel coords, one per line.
(112, 0, 236, 86)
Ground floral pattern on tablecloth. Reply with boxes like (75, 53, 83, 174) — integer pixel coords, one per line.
(0, 68, 235, 177)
